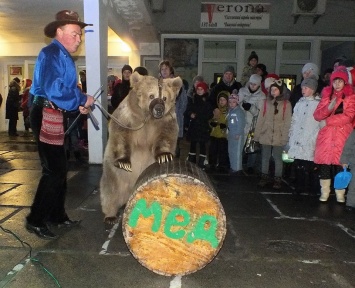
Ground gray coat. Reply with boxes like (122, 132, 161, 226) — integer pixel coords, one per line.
(288, 96, 321, 161)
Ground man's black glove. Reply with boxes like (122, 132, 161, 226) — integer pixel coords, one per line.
(210, 121, 218, 127)
(242, 102, 252, 111)
(219, 123, 227, 129)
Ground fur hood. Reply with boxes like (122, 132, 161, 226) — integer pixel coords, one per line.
(321, 84, 354, 99)
(9, 80, 21, 91)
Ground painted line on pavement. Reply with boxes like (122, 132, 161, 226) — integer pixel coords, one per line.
(99, 214, 122, 255)
(169, 275, 182, 288)
(262, 192, 355, 239)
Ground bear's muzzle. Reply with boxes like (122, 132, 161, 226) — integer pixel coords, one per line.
(149, 98, 165, 119)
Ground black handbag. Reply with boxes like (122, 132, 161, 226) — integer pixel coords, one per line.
(243, 116, 261, 154)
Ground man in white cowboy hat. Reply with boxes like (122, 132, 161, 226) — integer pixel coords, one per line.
(26, 10, 95, 240)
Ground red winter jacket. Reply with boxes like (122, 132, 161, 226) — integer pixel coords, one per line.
(313, 84, 355, 165)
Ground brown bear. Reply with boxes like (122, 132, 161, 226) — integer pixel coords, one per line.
(100, 72, 182, 224)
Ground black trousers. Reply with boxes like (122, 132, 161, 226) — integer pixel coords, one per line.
(26, 104, 69, 227)
(208, 136, 229, 167)
(317, 163, 342, 180)
(8, 118, 18, 135)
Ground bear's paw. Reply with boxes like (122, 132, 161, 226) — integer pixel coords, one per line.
(156, 152, 174, 164)
(104, 216, 119, 225)
(114, 158, 132, 172)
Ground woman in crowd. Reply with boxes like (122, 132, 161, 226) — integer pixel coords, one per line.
(313, 66, 355, 203)
(239, 74, 265, 174)
(185, 81, 213, 169)
(254, 79, 292, 189)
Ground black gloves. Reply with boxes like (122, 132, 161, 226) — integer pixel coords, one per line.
(242, 102, 252, 111)
(210, 122, 227, 129)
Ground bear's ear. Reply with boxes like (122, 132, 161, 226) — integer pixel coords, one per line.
(165, 76, 183, 94)
(130, 71, 143, 86)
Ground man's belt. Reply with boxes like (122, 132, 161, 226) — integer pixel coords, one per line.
(33, 96, 64, 111)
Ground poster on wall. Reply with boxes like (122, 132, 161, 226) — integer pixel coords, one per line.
(163, 38, 198, 68)
(9, 66, 23, 76)
(200, 2, 270, 29)
(163, 38, 199, 83)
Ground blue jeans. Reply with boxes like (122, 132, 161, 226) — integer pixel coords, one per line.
(228, 135, 244, 172)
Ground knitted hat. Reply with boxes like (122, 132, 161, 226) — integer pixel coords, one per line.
(217, 90, 230, 102)
(122, 64, 133, 74)
(301, 76, 318, 91)
(265, 73, 280, 80)
(44, 10, 93, 38)
(269, 79, 284, 94)
(333, 55, 347, 66)
(133, 66, 148, 76)
(256, 63, 268, 76)
(13, 77, 21, 83)
(248, 51, 258, 62)
(249, 74, 262, 86)
(192, 75, 204, 84)
(224, 65, 235, 75)
(264, 73, 280, 90)
(229, 89, 243, 103)
(330, 65, 349, 84)
(302, 63, 319, 78)
(196, 81, 209, 93)
(23, 79, 32, 89)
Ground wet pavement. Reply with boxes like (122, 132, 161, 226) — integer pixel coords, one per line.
(0, 131, 354, 288)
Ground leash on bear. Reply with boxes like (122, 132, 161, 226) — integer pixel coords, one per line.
(94, 79, 175, 131)
(65, 85, 104, 135)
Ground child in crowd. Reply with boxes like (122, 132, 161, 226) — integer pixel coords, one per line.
(254, 79, 292, 189)
(287, 77, 321, 198)
(185, 75, 204, 133)
(241, 51, 259, 86)
(208, 91, 230, 173)
(185, 81, 214, 169)
(227, 90, 246, 175)
(239, 74, 265, 174)
(313, 66, 355, 203)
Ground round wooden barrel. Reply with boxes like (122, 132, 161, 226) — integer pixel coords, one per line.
(122, 160, 227, 276)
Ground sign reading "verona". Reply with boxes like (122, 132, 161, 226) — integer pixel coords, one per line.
(200, 2, 271, 29)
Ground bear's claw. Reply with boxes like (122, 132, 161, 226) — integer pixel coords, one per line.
(157, 152, 174, 164)
(114, 159, 132, 172)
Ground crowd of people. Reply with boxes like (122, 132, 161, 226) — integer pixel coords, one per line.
(176, 52, 355, 215)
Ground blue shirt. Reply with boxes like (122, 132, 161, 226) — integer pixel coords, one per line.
(30, 39, 87, 111)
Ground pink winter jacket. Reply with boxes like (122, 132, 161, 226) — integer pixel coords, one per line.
(313, 85, 355, 165)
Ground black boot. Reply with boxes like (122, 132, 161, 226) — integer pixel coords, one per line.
(293, 165, 304, 200)
(198, 155, 207, 169)
(187, 153, 196, 163)
(309, 166, 320, 197)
